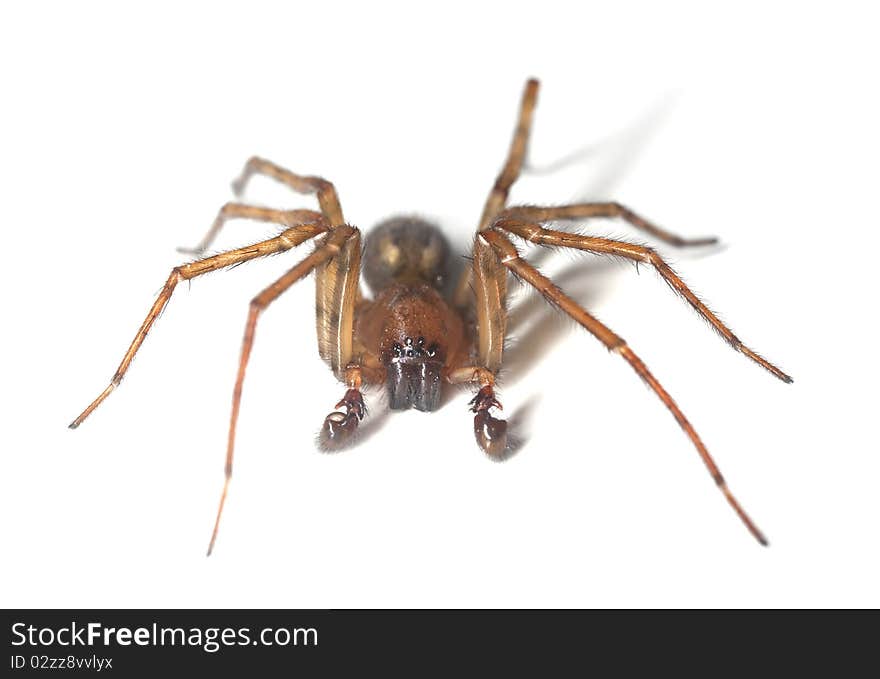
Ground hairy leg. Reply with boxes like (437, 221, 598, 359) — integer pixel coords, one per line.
(315, 228, 363, 378)
(228, 157, 367, 370)
(501, 202, 717, 247)
(471, 234, 508, 373)
(178, 204, 324, 255)
(231, 156, 344, 226)
(69, 221, 328, 429)
(494, 217, 791, 382)
(207, 225, 358, 556)
(480, 228, 769, 545)
(453, 79, 539, 308)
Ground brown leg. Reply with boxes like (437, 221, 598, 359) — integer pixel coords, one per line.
(227, 157, 365, 366)
(480, 228, 769, 545)
(471, 234, 509, 373)
(315, 228, 363, 378)
(231, 156, 345, 226)
(69, 221, 329, 429)
(501, 203, 718, 247)
(178, 204, 324, 256)
(453, 79, 540, 308)
(478, 79, 540, 230)
(447, 367, 507, 457)
(207, 225, 358, 556)
(494, 218, 791, 383)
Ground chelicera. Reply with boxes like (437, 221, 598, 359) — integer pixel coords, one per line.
(70, 79, 791, 554)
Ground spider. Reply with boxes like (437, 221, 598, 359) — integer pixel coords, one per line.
(70, 78, 791, 554)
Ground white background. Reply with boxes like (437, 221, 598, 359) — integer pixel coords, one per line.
(2, 2, 877, 608)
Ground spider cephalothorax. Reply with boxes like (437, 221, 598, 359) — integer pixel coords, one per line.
(71, 79, 791, 554)
(361, 281, 463, 413)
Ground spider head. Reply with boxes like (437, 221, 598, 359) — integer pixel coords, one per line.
(385, 336, 443, 412)
(363, 216, 450, 293)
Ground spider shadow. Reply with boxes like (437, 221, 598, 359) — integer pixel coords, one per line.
(445, 91, 684, 298)
(494, 394, 542, 462)
(354, 400, 394, 447)
(502, 235, 724, 390)
(527, 90, 680, 203)
(502, 255, 622, 388)
(520, 89, 724, 274)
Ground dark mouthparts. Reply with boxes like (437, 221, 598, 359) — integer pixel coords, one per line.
(386, 360, 442, 412)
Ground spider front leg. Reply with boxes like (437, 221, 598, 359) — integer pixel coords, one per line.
(204, 156, 366, 377)
(177, 156, 344, 256)
(231, 156, 345, 227)
(207, 225, 359, 556)
(452, 231, 511, 456)
(69, 221, 328, 428)
(178, 204, 324, 256)
(453, 78, 539, 308)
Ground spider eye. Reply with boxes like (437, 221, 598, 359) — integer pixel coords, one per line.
(393, 336, 439, 359)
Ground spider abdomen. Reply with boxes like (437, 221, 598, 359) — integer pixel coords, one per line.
(362, 216, 451, 293)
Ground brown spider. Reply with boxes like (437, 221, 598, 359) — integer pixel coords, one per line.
(70, 79, 791, 554)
